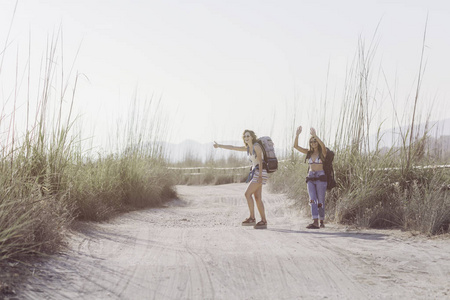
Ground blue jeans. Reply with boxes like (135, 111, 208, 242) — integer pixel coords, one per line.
(306, 170, 327, 220)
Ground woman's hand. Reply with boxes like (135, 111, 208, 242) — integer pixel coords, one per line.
(310, 127, 317, 137)
(296, 126, 302, 136)
(257, 170, 263, 184)
(213, 141, 220, 148)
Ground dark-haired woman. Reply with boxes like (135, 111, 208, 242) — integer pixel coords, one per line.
(213, 130, 268, 229)
(294, 126, 327, 229)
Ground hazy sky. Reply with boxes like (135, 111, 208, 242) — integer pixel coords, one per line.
(1, 0, 449, 151)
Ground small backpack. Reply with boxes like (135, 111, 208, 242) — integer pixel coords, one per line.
(305, 147, 336, 190)
(251, 136, 278, 173)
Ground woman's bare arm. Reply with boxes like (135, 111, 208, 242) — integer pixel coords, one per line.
(293, 126, 309, 154)
(213, 141, 247, 152)
(254, 143, 264, 184)
(310, 128, 327, 158)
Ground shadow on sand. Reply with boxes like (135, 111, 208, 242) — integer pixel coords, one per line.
(267, 228, 388, 241)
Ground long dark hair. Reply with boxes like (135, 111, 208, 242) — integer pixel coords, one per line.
(242, 130, 257, 147)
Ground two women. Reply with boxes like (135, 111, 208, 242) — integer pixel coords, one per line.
(213, 130, 268, 229)
(294, 126, 327, 229)
(214, 126, 327, 230)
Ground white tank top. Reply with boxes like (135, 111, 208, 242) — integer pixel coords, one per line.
(248, 146, 264, 168)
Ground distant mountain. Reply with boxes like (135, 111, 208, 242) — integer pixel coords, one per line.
(162, 139, 243, 163)
(370, 118, 450, 148)
(428, 135, 450, 160)
(163, 118, 450, 163)
(162, 139, 285, 163)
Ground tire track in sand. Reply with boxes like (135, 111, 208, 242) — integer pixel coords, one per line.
(20, 183, 450, 299)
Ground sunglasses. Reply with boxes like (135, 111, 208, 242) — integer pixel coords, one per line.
(243, 135, 251, 138)
(310, 140, 318, 144)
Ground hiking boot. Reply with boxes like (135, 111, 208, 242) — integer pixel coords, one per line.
(242, 217, 256, 226)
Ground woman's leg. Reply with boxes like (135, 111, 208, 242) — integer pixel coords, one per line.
(317, 181, 327, 222)
(253, 185, 266, 222)
(245, 182, 261, 219)
(307, 180, 319, 226)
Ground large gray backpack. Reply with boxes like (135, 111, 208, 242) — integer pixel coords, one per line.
(255, 136, 278, 173)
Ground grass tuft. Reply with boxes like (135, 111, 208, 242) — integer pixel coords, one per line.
(0, 30, 176, 263)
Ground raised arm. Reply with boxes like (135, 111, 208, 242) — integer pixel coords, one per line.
(293, 126, 309, 154)
(310, 128, 327, 158)
(213, 141, 247, 152)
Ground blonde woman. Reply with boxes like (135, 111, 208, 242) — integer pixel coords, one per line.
(294, 126, 327, 229)
(214, 130, 268, 229)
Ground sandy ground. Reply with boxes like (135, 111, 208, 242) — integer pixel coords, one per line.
(18, 183, 450, 300)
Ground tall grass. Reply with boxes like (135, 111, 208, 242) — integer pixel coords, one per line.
(0, 31, 175, 262)
(171, 151, 249, 185)
(270, 28, 450, 235)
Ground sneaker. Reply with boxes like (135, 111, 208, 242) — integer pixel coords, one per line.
(242, 217, 256, 226)
(254, 220, 267, 229)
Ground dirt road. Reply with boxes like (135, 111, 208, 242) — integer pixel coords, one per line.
(21, 183, 450, 299)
